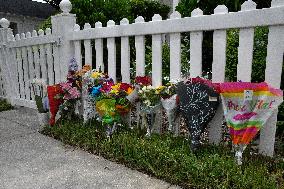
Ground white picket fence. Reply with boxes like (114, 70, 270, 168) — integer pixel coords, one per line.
(0, 0, 283, 156)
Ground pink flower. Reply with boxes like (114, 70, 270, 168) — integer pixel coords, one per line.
(60, 82, 72, 91)
(69, 87, 81, 99)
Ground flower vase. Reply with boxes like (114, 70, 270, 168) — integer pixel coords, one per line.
(161, 94, 177, 132)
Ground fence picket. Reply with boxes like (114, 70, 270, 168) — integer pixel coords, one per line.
(20, 33, 31, 100)
(190, 8, 203, 78)
(38, 29, 47, 85)
(120, 18, 130, 83)
(135, 16, 146, 77)
(10, 42, 19, 98)
(45, 28, 54, 85)
(52, 34, 60, 84)
(259, 25, 284, 156)
(95, 22, 104, 71)
(107, 20, 117, 82)
(151, 14, 163, 87)
(237, 1, 256, 82)
(84, 23, 92, 68)
(26, 32, 35, 100)
(15, 34, 24, 99)
(32, 31, 40, 80)
(169, 12, 181, 81)
(208, 5, 228, 145)
(74, 24, 82, 70)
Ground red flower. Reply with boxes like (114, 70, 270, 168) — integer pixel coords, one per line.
(100, 80, 114, 93)
(135, 76, 152, 86)
(120, 83, 133, 92)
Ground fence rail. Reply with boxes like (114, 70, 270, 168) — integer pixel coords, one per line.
(0, 0, 283, 157)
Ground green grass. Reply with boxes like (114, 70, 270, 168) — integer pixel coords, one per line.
(0, 99, 13, 112)
(41, 119, 284, 189)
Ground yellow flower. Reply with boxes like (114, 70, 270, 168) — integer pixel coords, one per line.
(126, 87, 134, 95)
(155, 86, 165, 94)
(111, 83, 121, 90)
(110, 89, 119, 95)
(91, 71, 102, 79)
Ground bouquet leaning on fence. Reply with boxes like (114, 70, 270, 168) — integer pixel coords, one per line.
(138, 85, 164, 136)
(82, 69, 108, 123)
(160, 83, 178, 132)
(219, 82, 283, 165)
(31, 78, 49, 126)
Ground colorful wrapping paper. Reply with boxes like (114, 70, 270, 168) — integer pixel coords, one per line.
(220, 82, 283, 145)
(47, 85, 63, 126)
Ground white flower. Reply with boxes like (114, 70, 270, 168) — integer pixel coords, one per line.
(144, 100, 151, 106)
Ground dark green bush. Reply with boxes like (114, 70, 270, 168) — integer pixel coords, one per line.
(0, 99, 13, 112)
(42, 120, 284, 189)
(39, 0, 170, 30)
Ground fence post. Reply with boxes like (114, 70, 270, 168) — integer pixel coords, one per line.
(51, 0, 76, 82)
(0, 18, 16, 104)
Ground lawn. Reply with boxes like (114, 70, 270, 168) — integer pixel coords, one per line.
(41, 119, 284, 189)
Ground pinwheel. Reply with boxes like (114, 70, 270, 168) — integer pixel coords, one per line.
(176, 78, 220, 151)
(219, 82, 283, 165)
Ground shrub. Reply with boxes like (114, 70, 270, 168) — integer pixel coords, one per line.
(39, 0, 170, 30)
(0, 99, 13, 112)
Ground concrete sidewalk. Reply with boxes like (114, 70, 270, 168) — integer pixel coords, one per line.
(0, 107, 180, 189)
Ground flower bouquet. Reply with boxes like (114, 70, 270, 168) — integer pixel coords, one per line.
(138, 85, 163, 136)
(82, 69, 109, 123)
(219, 82, 283, 165)
(31, 78, 49, 126)
(160, 83, 178, 132)
(56, 81, 81, 120)
(176, 77, 220, 151)
(47, 58, 85, 125)
(47, 84, 63, 126)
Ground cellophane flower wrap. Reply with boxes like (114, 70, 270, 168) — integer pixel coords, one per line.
(219, 82, 283, 165)
(95, 80, 134, 136)
(138, 85, 163, 112)
(160, 83, 178, 131)
(176, 77, 220, 151)
(49, 58, 89, 123)
(82, 69, 109, 122)
(47, 84, 63, 126)
(110, 82, 134, 116)
(31, 78, 49, 113)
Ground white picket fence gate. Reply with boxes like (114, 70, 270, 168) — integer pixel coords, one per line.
(0, 0, 283, 156)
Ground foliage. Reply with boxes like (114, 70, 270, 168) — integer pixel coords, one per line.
(0, 99, 13, 112)
(43, 0, 61, 9)
(40, 0, 170, 29)
(175, 0, 271, 15)
(37, 17, 52, 31)
(42, 119, 284, 189)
